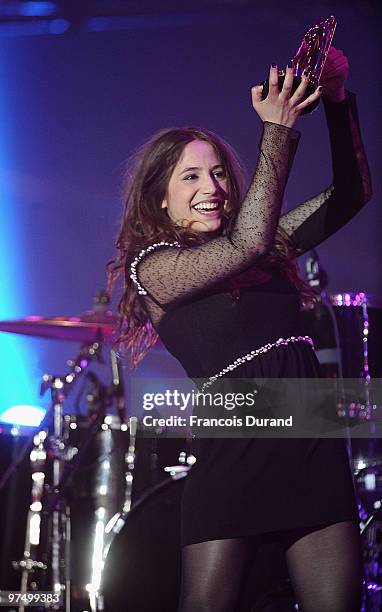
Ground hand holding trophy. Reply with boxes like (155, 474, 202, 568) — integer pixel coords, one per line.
(320, 46, 349, 102)
(262, 15, 337, 114)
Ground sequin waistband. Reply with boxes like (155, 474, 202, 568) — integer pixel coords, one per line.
(200, 335, 315, 392)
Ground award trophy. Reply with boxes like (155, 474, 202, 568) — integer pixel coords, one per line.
(262, 15, 337, 114)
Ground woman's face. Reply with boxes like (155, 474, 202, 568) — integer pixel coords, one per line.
(161, 140, 228, 232)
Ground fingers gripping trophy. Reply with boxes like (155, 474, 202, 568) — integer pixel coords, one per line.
(260, 15, 342, 114)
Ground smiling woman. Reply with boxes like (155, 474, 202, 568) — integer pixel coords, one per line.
(108, 54, 371, 612)
(161, 140, 228, 232)
(108, 123, 315, 365)
(107, 125, 247, 363)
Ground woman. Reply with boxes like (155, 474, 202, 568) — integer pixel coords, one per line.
(110, 47, 371, 611)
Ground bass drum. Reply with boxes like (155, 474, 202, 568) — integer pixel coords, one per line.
(68, 418, 189, 610)
(101, 476, 185, 612)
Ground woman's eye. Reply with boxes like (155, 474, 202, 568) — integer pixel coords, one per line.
(213, 170, 226, 179)
(183, 174, 198, 181)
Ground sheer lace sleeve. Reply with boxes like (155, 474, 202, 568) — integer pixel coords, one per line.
(130, 121, 300, 311)
(278, 91, 372, 255)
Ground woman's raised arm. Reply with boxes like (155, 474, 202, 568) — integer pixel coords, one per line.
(278, 48, 372, 255)
(131, 66, 321, 308)
(278, 92, 372, 255)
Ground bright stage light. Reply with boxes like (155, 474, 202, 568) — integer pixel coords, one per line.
(0, 50, 45, 421)
(0, 405, 46, 427)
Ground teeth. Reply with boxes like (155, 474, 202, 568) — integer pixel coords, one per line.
(193, 202, 220, 211)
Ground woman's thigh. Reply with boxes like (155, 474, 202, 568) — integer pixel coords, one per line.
(284, 520, 362, 612)
(178, 537, 254, 612)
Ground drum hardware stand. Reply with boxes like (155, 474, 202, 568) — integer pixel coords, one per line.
(346, 296, 380, 471)
(59, 361, 123, 612)
(13, 428, 49, 612)
(38, 348, 133, 612)
(38, 350, 128, 612)
(91, 398, 137, 612)
(305, 250, 354, 457)
(12, 339, 103, 612)
(354, 299, 379, 439)
(305, 257, 382, 610)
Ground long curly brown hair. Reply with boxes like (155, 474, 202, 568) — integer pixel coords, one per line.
(108, 127, 317, 367)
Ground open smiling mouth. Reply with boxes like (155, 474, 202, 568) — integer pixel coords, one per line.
(192, 201, 223, 216)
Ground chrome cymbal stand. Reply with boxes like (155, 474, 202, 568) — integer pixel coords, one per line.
(88, 350, 136, 612)
(14, 340, 103, 612)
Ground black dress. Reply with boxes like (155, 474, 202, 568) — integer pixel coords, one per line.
(130, 92, 371, 546)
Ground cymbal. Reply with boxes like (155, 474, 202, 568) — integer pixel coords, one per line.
(0, 311, 117, 343)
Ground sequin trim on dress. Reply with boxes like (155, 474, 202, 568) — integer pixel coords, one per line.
(130, 241, 181, 295)
(200, 335, 315, 392)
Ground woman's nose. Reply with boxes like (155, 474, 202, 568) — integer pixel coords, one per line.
(201, 174, 219, 194)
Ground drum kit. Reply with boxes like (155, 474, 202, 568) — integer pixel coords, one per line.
(0, 283, 381, 612)
(0, 292, 194, 612)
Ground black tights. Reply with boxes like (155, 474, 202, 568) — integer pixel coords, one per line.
(178, 521, 362, 612)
